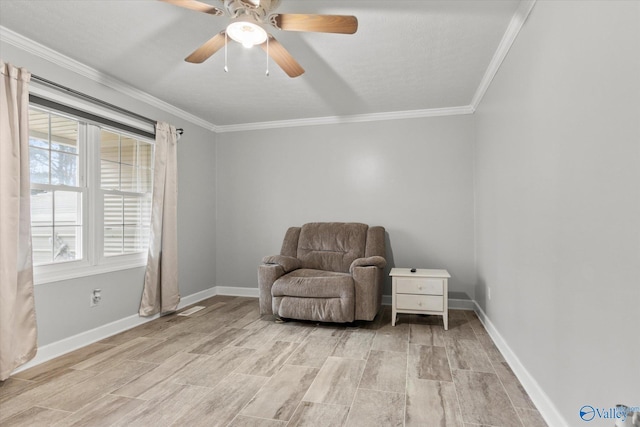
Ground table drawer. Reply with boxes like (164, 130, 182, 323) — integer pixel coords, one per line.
(396, 278, 443, 295)
(396, 294, 443, 311)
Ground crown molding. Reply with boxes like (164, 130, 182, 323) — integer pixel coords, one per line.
(2, 0, 532, 134)
(471, 0, 537, 109)
(0, 26, 218, 132)
(215, 105, 475, 133)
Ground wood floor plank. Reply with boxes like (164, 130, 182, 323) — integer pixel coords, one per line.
(53, 394, 144, 427)
(409, 324, 445, 346)
(0, 369, 96, 422)
(169, 346, 255, 388)
(241, 365, 319, 421)
(446, 339, 494, 373)
(452, 370, 522, 426)
(1, 406, 71, 427)
(0, 378, 37, 403)
(111, 351, 199, 399)
(344, 389, 404, 427)
(228, 415, 287, 426)
(303, 357, 365, 405)
(516, 407, 549, 427)
(173, 373, 268, 427)
(12, 343, 115, 382)
(71, 337, 163, 371)
(408, 344, 452, 382)
(359, 349, 407, 393)
(286, 336, 340, 368)
(129, 331, 210, 363)
(492, 360, 536, 409)
(188, 327, 250, 355)
(330, 330, 375, 360)
(406, 377, 463, 427)
(111, 383, 208, 426)
(287, 401, 350, 427)
(234, 341, 299, 377)
(39, 359, 156, 412)
(371, 326, 409, 353)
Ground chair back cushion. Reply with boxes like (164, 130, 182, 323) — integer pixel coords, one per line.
(297, 222, 368, 273)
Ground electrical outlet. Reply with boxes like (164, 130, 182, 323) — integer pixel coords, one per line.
(90, 289, 102, 307)
(488, 287, 492, 300)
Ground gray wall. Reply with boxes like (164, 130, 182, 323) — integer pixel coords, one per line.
(1, 42, 217, 346)
(216, 116, 476, 298)
(474, 1, 640, 424)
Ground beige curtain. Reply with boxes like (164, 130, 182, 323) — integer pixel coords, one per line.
(0, 62, 37, 380)
(139, 122, 179, 316)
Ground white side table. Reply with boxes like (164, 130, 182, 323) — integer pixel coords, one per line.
(389, 268, 451, 330)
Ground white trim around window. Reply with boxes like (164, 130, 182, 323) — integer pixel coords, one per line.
(30, 96, 154, 285)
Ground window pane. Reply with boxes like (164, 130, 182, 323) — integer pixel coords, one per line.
(29, 147, 50, 184)
(55, 191, 82, 225)
(100, 130, 119, 162)
(31, 189, 53, 225)
(101, 160, 120, 190)
(51, 151, 78, 186)
(104, 194, 123, 225)
(124, 196, 142, 225)
(138, 168, 152, 193)
(121, 136, 137, 166)
(32, 226, 53, 265)
(53, 226, 81, 262)
(29, 109, 49, 148)
(120, 164, 135, 192)
(50, 114, 78, 153)
(124, 226, 143, 253)
(138, 141, 153, 168)
(104, 226, 123, 257)
(142, 196, 152, 224)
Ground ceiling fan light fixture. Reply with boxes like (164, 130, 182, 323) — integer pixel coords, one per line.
(226, 20, 267, 48)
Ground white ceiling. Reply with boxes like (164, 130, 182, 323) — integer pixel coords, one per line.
(0, 0, 524, 129)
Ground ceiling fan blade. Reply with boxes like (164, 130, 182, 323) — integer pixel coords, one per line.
(185, 32, 226, 63)
(272, 14, 358, 34)
(159, 0, 224, 16)
(259, 36, 304, 78)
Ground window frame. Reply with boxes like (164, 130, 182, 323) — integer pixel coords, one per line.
(29, 90, 155, 285)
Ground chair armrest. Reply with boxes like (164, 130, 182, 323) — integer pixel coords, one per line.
(349, 256, 386, 273)
(262, 255, 302, 273)
(258, 263, 286, 315)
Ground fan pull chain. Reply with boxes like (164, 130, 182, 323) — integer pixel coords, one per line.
(265, 36, 270, 77)
(224, 32, 229, 73)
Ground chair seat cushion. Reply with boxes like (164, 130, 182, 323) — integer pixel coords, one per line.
(272, 269, 354, 299)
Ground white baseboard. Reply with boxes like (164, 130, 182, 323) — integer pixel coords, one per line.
(215, 286, 260, 298)
(12, 286, 218, 375)
(474, 302, 567, 427)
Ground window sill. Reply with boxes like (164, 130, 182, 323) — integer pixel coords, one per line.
(34, 254, 148, 285)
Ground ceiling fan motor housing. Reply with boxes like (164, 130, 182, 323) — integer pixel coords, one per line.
(223, 0, 281, 21)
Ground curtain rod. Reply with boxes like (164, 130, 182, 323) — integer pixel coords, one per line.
(30, 74, 184, 136)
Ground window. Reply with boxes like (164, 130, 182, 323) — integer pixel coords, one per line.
(29, 108, 83, 265)
(100, 130, 153, 256)
(28, 105, 154, 283)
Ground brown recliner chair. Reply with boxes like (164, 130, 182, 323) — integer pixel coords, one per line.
(258, 222, 386, 323)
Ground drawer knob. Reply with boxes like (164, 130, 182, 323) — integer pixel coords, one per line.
(418, 302, 423, 306)
(418, 286, 423, 290)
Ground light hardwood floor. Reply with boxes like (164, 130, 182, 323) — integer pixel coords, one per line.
(1, 296, 548, 426)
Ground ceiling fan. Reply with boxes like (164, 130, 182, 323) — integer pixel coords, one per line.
(160, 0, 358, 78)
